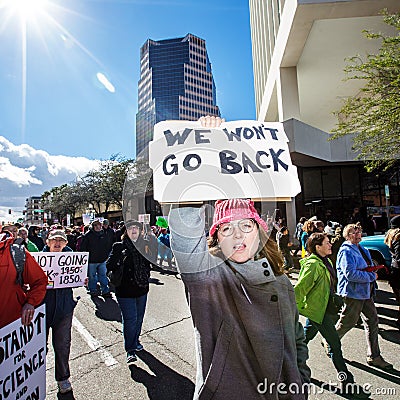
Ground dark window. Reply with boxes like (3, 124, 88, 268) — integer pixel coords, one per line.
(303, 170, 322, 200)
(322, 168, 341, 198)
(341, 167, 360, 197)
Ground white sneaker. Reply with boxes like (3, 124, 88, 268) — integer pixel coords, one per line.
(57, 379, 72, 394)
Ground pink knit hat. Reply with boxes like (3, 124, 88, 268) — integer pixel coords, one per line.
(209, 199, 268, 237)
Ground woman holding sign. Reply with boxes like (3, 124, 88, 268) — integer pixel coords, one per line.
(164, 116, 309, 400)
(169, 199, 310, 399)
(42, 229, 77, 394)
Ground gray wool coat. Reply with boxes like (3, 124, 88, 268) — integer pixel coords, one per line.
(169, 206, 311, 400)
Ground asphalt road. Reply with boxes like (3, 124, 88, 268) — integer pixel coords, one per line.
(45, 268, 400, 400)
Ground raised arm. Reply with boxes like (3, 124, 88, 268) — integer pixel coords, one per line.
(169, 205, 219, 274)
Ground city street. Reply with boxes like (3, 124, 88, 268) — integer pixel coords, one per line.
(46, 268, 400, 400)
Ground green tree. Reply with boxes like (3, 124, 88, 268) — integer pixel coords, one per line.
(41, 155, 138, 220)
(78, 155, 135, 213)
(122, 157, 153, 221)
(98, 154, 136, 209)
(79, 170, 105, 214)
(42, 184, 81, 223)
(331, 10, 400, 171)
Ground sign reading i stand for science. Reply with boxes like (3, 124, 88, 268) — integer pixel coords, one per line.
(31, 252, 89, 289)
(0, 304, 46, 400)
(148, 120, 301, 202)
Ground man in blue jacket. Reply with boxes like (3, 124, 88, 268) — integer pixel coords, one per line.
(335, 224, 393, 370)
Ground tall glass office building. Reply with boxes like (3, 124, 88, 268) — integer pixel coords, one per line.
(136, 33, 221, 156)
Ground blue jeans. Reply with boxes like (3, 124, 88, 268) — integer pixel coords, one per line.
(158, 244, 172, 267)
(304, 312, 353, 381)
(88, 261, 110, 294)
(117, 295, 148, 354)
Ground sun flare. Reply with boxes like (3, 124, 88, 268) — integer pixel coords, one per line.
(2, 0, 49, 19)
(0, 0, 106, 143)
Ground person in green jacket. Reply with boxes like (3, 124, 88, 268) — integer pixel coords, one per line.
(18, 227, 39, 252)
(295, 233, 369, 398)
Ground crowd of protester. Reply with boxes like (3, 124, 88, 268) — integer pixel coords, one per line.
(0, 217, 175, 394)
(0, 201, 398, 398)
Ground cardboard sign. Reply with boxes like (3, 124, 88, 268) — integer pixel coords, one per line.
(31, 252, 88, 289)
(0, 304, 46, 400)
(149, 120, 301, 202)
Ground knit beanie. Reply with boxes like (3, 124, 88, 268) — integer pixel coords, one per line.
(390, 215, 400, 229)
(209, 199, 268, 237)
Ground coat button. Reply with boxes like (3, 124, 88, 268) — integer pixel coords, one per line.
(271, 295, 278, 302)
(263, 269, 270, 277)
(262, 262, 268, 268)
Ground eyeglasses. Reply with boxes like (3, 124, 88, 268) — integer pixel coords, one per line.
(218, 219, 256, 237)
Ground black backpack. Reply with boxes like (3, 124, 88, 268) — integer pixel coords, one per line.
(9, 238, 26, 286)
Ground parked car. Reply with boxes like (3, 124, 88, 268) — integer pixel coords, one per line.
(371, 215, 389, 234)
(360, 235, 391, 279)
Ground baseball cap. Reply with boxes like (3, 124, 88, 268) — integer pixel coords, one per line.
(48, 230, 67, 241)
(125, 220, 143, 230)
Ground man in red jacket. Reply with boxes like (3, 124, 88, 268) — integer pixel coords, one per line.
(0, 236, 48, 328)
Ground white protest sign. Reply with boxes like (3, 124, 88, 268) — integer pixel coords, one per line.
(149, 120, 301, 202)
(0, 304, 46, 400)
(82, 213, 91, 225)
(138, 214, 151, 224)
(31, 252, 89, 289)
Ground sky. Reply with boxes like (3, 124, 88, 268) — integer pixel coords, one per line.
(0, 0, 256, 221)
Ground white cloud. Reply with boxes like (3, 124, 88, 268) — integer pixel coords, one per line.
(0, 206, 23, 225)
(0, 136, 99, 210)
(0, 156, 42, 186)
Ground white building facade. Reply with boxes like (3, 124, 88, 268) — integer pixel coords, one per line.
(24, 196, 44, 226)
(249, 0, 400, 233)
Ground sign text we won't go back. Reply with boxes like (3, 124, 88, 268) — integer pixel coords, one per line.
(149, 120, 301, 203)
